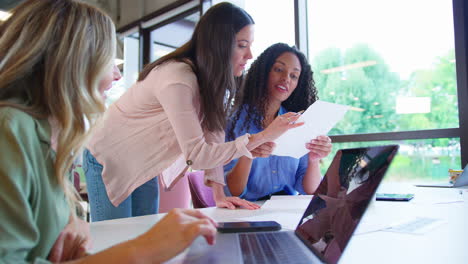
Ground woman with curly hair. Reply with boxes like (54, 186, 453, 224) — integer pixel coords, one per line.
(225, 43, 333, 201)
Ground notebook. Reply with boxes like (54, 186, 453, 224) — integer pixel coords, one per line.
(415, 164, 468, 188)
(174, 145, 399, 264)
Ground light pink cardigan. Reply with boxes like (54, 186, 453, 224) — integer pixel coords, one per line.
(88, 61, 252, 206)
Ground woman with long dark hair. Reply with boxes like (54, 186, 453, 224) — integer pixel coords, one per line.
(84, 3, 303, 221)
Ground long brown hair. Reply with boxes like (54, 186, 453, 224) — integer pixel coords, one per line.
(138, 2, 254, 132)
(0, 0, 116, 210)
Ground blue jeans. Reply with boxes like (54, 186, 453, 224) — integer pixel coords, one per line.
(83, 149, 159, 222)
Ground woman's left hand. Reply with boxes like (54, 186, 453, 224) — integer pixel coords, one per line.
(251, 142, 275, 158)
(211, 181, 260, 210)
(48, 215, 91, 262)
(306, 135, 332, 162)
(216, 197, 260, 210)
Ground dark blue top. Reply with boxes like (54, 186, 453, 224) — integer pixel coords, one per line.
(224, 106, 309, 201)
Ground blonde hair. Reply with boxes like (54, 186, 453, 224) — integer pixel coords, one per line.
(0, 0, 116, 212)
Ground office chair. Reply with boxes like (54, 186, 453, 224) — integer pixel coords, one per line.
(158, 175, 191, 213)
(187, 170, 216, 208)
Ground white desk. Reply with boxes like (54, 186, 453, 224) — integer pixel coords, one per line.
(90, 183, 468, 263)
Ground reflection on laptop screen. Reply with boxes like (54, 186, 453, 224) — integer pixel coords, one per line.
(295, 145, 399, 264)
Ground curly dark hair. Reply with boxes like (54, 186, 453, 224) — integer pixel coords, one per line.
(227, 43, 318, 140)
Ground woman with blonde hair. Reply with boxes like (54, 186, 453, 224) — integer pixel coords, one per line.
(0, 0, 218, 263)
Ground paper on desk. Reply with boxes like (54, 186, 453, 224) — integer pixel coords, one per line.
(261, 199, 312, 211)
(353, 214, 396, 235)
(381, 217, 446, 235)
(269, 195, 313, 200)
(272, 100, 349, 158)
(411, 190, 464, 205)
(234, 212, 302, 230)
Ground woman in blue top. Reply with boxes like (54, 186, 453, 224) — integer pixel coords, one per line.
(224, 43, 333, 201)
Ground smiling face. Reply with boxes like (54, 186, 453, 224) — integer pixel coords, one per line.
(231, 24, 254, 77)
(267, 52, 302, 105)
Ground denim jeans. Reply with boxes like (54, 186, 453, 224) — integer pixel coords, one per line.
(83, 149, 159, 222)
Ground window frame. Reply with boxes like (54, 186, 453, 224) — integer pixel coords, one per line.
(299, 0, 468, 167)
(116, 0, 203, 71)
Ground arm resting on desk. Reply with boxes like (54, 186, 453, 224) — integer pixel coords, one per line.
(69, 209, 217, 264)
(210, 181, 260, 210)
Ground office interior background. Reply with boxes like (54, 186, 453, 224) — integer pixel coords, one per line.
(1, 0, 468, 183)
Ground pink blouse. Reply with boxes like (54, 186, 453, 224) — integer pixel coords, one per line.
(88, 61, 252, 206)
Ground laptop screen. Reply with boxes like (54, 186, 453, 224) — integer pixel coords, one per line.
(295, 145, 399, 264)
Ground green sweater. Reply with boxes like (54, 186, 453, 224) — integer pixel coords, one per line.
(0, 107, 69, 263)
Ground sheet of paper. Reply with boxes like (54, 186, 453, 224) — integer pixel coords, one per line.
(269, 195, 313, 200)
(272, 100, 349, 158)
(381, 217, 446, 235)
(234, 212, 302, 230)
(353, 214, 396, 235)
(261, 199, 312, 211)
(411, 190, 465, 205)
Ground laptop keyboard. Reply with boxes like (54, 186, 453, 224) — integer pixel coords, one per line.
(239, 232, 311, 264)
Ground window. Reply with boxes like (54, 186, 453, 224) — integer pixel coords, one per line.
(211, 0, 295, 65)
(320, 139, 461, 183)
(109, 3, 200, 105)
(150, 12, 199, 62)
(306, 0, 463, 181)
(106, 31, 140, 105)
(112, 0, 468, 180)
(308, 0, 457, 134)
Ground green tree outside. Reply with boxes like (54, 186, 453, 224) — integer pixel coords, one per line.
(311, 45, 460, 181)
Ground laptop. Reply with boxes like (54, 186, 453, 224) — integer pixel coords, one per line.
(173, 145, 399, 264)
(414, 164, 468, 188)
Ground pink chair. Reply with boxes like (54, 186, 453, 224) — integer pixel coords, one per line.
(186, 171, 216, 208)
(158, 175, 191, 213)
